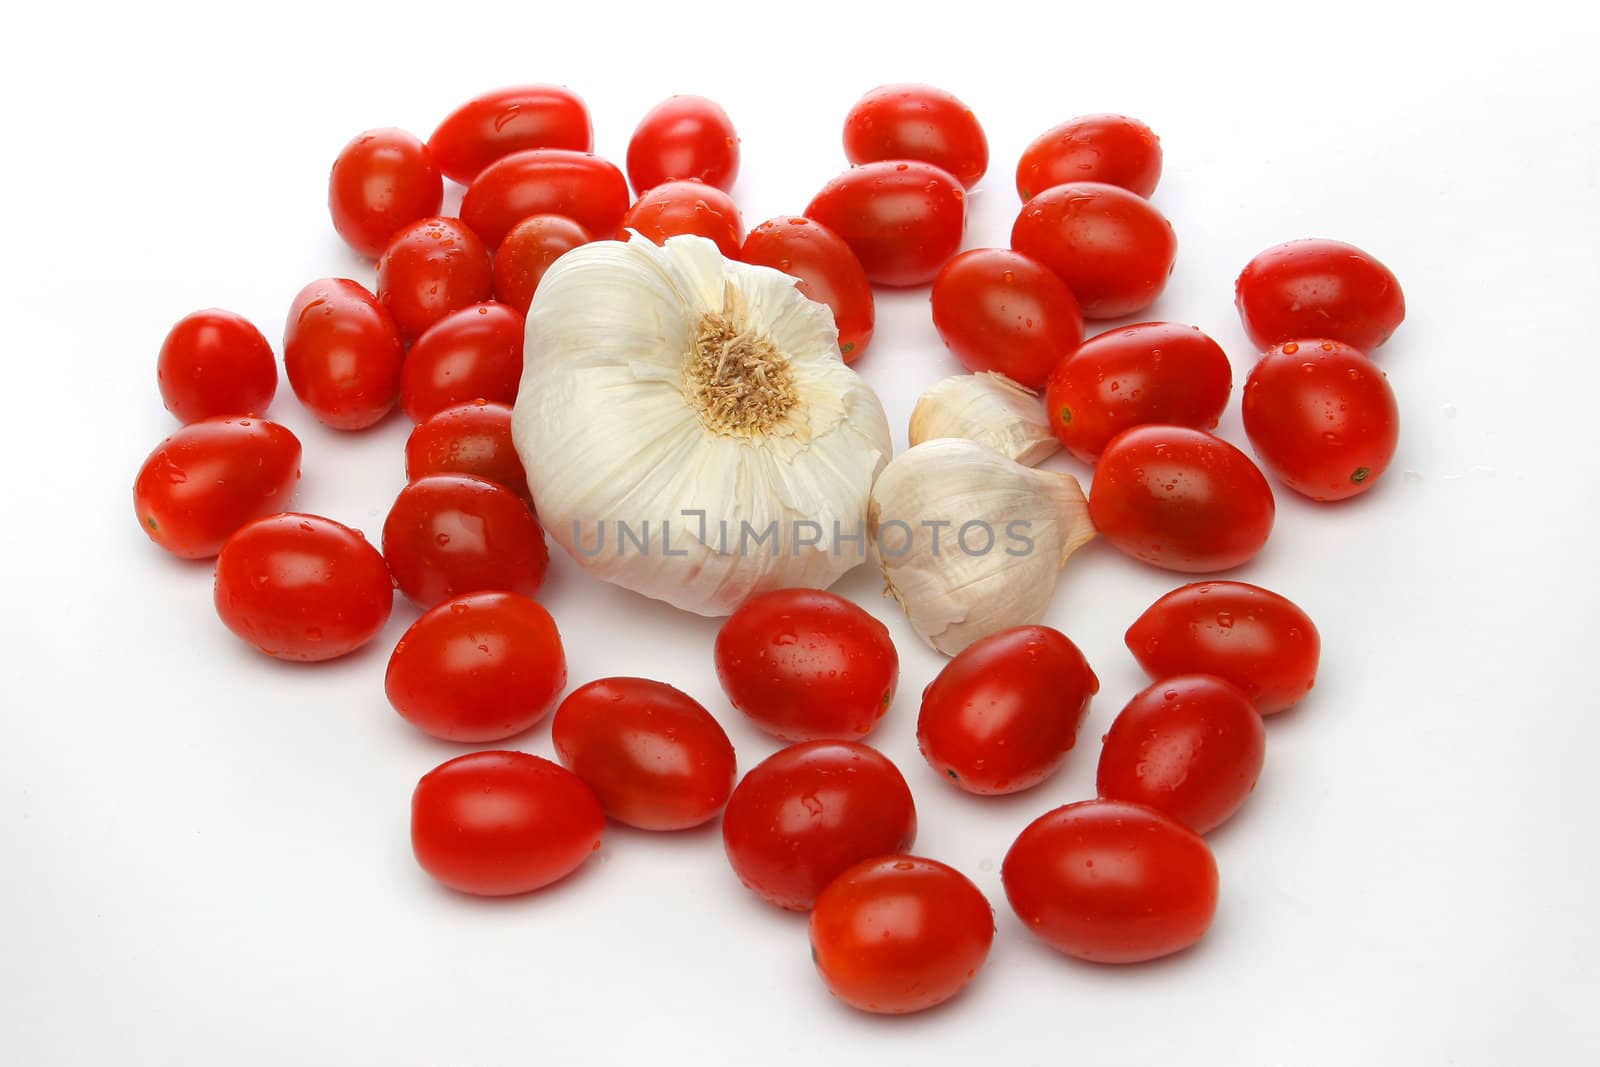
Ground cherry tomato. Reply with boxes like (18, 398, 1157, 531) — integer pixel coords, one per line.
(156, 309, 277, 423)
(626, 95, 740, 194)
(930, 248, 1084, 389)
(722, 740, 916, 911)
(133, 417, 301, 559)
(806, 161, 965, 287)
(283, 278, 404, 430)
(1125, 581, 1321, 715)
(1002, 799, 1218, 963)
(399, 302, 524, 423)
(213, 513, 393, 662)
(327, 128, 443, 259)
(619, 180, 743, 257)
(461, 149, 630, 247)
(1012, 181, 1177, 319)
(492, 214, 590, 315)
(428, 85, 593, 185)
(739, 216, 874, 362)
(1016, 114, 1162, 201)
(382, 474, 548, 608)
(714, 589, 898, 742)
(404, 400, 529, 501)
(809, 855, 994, 1014)
(842, 84, 989, 189)
(411, 751, 603, 896)
(375, 217, 493, 343)
(1045, 322, 1232, 462)
(1242, 340, 1400, 501)
(1089, 426, 1275, 573)
(552, 678, 737, 831)
(1235, 238, 1405, 352)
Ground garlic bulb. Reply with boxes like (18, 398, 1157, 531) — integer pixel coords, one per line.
(512, 234, 893, 616)
(908, 372, 1060, 466)
(869, 438, 1095, 655)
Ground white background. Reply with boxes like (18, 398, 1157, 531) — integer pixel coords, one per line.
(3, 2, 1597, 1064)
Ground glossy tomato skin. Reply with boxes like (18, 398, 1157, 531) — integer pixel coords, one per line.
(740, 216, 875, 362)
(620, 180, 743, 257)
(411, 751, 603, 896)
(918, 626, 1099, 795)
(722, 741, 917, 911)
(382, 474, 548, 608)
(1125, 581, 1320, 714)
(156, 309, 277, 423)
(375, 217, 493, 343)
(715, 589, 898, 742)
(327, 128, 443, 259)
(134, 417, 301, 559)
(283, 278, 404, 430)
(806, 161, 966, 287)
(1046, 322, 1233, 463)
(1089, 426, 1275, 573)
(428, 85, 593, 185)
(810, 855, 994, 1014)
(461, 149, 630, 247)
(1002, 799, 1218, 963)
(1235, 238, 1405, 352)
(399, 302, 524, 423)
(404, 400, 529, 500)
(213, 513, 393, 662)
(493, 214, 589, 315)
(552, 678, 737, 831)
(930, 248, 1085, 389)
(1012, 181, 1177, 318)
(1016, 114, 1163, 201)
(627, 95, 740, 194)
(842, 84, 989, 189)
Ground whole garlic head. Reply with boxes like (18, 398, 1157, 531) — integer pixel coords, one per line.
(908, 371, 1060, 466)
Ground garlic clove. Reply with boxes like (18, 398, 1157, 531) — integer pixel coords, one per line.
(908, 372, 1061, 467)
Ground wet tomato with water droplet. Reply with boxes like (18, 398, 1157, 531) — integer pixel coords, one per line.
(327, 128, 443, 259)
(427, 85, 593, 185)
(382, 473, 548, 608)
(156, 309, 277, 423)
(806, 161, 965, 287)
(404, 400, 530, 501)
(626, 95, 740, 194)
(930, 247, 1084, 389)
(493, 214, 590, 314)
(399, 301, 524, 423)
(461, 149, 630, 247)
(619, 180, 743, 257)
(283, 278, 405, 430)
(376, 217, 493, 343)
(842, 84, 989, 189)
(1016, 114, 1163, 200)
(1012, 181, 1176, 318)
(1235, 238, 1405, 352)
(739, 216, 875, 362)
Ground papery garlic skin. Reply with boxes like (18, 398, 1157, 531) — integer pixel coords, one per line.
(908, 372, 1060, 466)
(869, 438, 1095, 655)
(512, 235, 892, 616)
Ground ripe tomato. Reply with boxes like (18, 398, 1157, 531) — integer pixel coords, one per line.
(1016, 114, 1162, 201)
(1125, 581, 1321, 714)
(714, 589, 898, 742)
(411, 751, 603, 896)
(283, 278, 404, 430)
(809, 855, 994, 1014)
(134, 417, 301, 559)
(619, 180, 743, 257)
(428, 85, 593, 185)
(375, 217, 493, 343)
(327, 128, 443, 259)
(382, 473, 548, 608)
(1012, 182, 1177, 319)
(156, 309, 277, 423)
(213, 513, 393, 662)
(461, 149, 630, 247)
(841, 84, 989, 189)
(399, 302, 524, 423)
(1242, 340, 1400, 501)
(552, 678, 737, 831)
(930, 248, 1084, 389)
(917, 625, 1098, 795)
(739, 216, 874, 361)
(722, 740, 916, 911)
(1089, 425, 1275, 573)
(806, 161, 965, 287)
(493, 214, 589, 315)
(1045, 322, 1232, 463)
(404, 400, 529, 500)
(626, 95, 740, 194)
(1002, 799, 1218, 963)
(1235, 238, 1405, 352)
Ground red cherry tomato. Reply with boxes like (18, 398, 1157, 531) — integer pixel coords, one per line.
(722, 740, 916, 911)
(156, 309, 277, 423)
(714, 589, 898, 742)
(1089, 425, 1275, 573)
(739, 216, 875, 362)
(552, 678, 737, 831)
(619, 180, 743, 257)
(1002, 799, 1218, 963)
(1045, 322, 1233, 463)
(399, 302, 524, 423)
(842, 84, 989, 189)
(626, 95, 740, 194)
(1012, 181, 1177, 319)
(283, 278, 404, 430)
(1243, 339, 1400, 501)
(375, 217, 494, 343)
(1125, 581, 1321, 715)
(404, 400, 529, 501)
(461, 149, 630, 247)
(492, 214, 590, 315)
(1016, 114, 1163, 201)
(133, 417, 301, 559)
(327, 128, 443, 259)
(806, 161, 966, 287)
(213, 513, 393, 662)
(428, 85, 593, 185)
(1235, 238, 1405, 352)
(382, 474, 548, 608)
(809, 855, 994, 1014)
(411, 751, 603, 896)
(930, 248, 1085, 389)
